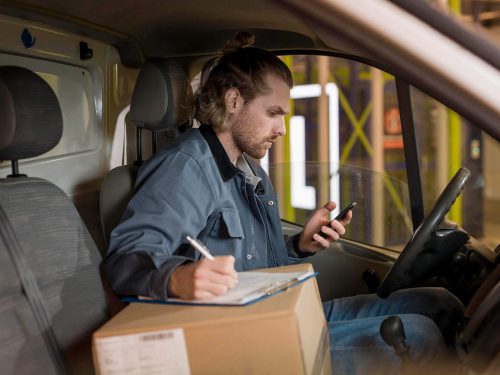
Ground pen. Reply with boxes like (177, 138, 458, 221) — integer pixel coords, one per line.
(186, 236, 215, 260)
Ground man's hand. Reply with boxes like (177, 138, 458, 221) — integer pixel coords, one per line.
(298, 201, 352, 254)
(168, 256, 238, 300)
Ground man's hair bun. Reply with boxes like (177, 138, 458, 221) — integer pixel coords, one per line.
(219, 32, 255, 56)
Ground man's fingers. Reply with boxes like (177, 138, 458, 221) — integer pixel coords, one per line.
(312, 233, 331, 248)
(319, 225, 340, 241)
(204, 256, 238, 282)
(191, 288, 217, 301)
(299, 201, 354, 253)
(329, 220, 346, 236)
(195, 270, 237, 290)
(318, 201, 336, 219)
(192, 277, 230, 299)
(194, 256, 238, 289)
(339, 210, 353, 225)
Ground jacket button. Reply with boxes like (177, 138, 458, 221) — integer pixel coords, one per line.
(267, 200, 274, 206)
(246, 254, 253, 260)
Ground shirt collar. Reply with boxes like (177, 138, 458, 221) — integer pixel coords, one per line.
(236, 155, 262, 188)
(199, 124, 240, 182)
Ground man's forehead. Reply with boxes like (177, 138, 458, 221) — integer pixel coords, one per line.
(264, 73, 292, 89)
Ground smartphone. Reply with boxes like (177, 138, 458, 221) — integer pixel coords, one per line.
(318, 201, 357, 238)
(334, 201, 357, 221)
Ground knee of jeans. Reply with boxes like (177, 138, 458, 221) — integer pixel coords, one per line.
(434, 288, 464, 311)
(411, 287, 464, 318)
(400, 314, 446, 359)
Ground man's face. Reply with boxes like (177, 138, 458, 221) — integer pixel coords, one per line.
(230, 74, 290, 160)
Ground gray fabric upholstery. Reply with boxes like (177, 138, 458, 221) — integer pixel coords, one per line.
(100, 164, 139, 245)
(0, 66, 62, 160)
(0, 66, 108, 374)
(101, 58, 192, 245)
(130, 58, 192, 131)
(0, 178, 108, 375)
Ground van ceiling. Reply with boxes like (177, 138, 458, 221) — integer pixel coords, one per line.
(1, 0, 323, 67)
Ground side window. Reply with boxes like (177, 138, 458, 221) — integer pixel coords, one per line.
(266, 55, 499, 253)
(264, 55, 412, 251)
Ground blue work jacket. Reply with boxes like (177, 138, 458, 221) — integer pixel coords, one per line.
(104, 125, 306, 300)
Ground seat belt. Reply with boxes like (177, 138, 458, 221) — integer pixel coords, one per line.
(0, 204, 69, 374)
(109, 104, 130, 169)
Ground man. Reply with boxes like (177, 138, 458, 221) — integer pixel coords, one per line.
(105, 33, 462, 373)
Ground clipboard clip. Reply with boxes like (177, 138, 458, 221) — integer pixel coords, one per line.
(262, 278, 300, 296)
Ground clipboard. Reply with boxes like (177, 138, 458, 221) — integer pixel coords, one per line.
(122, 270, 317, 306)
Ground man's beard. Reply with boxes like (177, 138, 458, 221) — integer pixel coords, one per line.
(231, 108, 271, 160)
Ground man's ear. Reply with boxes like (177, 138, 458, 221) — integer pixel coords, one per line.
(224, 88, 243, 114)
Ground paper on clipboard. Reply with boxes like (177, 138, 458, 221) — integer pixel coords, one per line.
(126, 270, 316, 306)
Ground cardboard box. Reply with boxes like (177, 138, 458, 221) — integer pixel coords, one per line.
(93, 263, 331, 374)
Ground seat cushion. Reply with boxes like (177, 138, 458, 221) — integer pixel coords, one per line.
(0, 177, 108, 374)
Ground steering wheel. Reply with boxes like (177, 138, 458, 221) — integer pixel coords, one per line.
(377, 167, 471, 298)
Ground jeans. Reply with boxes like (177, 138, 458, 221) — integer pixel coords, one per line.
(323, 287, 464, 375)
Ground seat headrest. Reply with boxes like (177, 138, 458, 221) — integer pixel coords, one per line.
(0, 66, 62, 161)
(130, 58, 193, 132)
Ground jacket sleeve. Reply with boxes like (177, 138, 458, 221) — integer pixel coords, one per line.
(286, 233, 314, 259)
(104, 150, 215, 300)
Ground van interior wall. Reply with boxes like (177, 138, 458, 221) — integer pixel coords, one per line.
(0, 14, 130, 256)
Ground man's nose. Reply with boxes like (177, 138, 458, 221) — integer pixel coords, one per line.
(274, 117, 286, 137)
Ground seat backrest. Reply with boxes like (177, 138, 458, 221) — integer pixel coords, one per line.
(457, 263, 500, 372)
(0, 66, 108, 375)
(100, 58, 193, 245)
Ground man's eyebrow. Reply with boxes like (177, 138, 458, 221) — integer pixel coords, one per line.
(268, 105, 289, 115)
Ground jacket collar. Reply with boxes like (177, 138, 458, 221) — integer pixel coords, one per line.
(199, 124, 240, 182)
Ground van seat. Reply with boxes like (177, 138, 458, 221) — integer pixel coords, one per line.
(100, 58, 193, 246)
(0, 66, 108, 374)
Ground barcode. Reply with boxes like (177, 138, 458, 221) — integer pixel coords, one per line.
(140, 332, 174, 341)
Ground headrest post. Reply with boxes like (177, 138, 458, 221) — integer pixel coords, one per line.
(7, 160, 26, 178)
(135, 127, 143, 166)
(152, 132, 157, 154)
